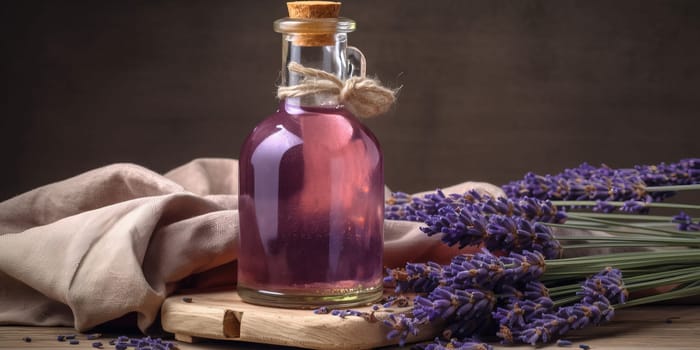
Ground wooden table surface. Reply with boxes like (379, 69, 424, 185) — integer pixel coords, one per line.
(1, 305, 698, 350)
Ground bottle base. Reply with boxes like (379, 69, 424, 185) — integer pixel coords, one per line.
(237, 283, 383, 309)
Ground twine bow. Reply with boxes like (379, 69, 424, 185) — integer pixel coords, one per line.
(277, 62, 397, 118)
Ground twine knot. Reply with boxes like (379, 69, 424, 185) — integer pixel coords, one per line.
(277, 62, 397, 118)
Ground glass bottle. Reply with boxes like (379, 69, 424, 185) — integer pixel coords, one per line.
(237, 14, 384, 307)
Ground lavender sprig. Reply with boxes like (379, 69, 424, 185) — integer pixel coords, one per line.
(385, 249, 547, 294)
(420, 205, 563, 259)
(382, 250, 548, 345)
(503, 158, 700, 205)
(495, 268, 623, 346)
(385, 190, 565, 259)
(378, 247, 700, 347)
(386, 189, 567, 224)
(380, 246, 700, 347)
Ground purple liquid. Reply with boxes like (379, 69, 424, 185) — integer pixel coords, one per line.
(238, 101, 384, 305)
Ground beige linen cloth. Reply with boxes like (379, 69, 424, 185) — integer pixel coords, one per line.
(0, 158, 503, 333)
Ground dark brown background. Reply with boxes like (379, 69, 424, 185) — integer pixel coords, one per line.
(3, 0, 700, 201)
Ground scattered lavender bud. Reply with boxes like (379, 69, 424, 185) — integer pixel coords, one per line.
(86, 333, 102, 340)
(113, 336, 177, 350)
(313, 306, 329, 314)
(579, 344, 591, 350)
(372, 304, 381, 311)
(21, 336, 31, 342)
(329, 309, 365, 319)
(557, 339, 573, 346)
(181, 296, 193, 303)
(423, 337, 493, 350)
(672, 212, 700, 231)
(69, 339, 80, 345)
(382, 313, 419, 347)
(57, 335, 66, 341)
(65, 334, 77, 339)
(108, 339, 116, 345)
(92, 341, 103, 348)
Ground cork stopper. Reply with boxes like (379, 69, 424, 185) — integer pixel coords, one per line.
(287, 1, 340, 19)
(286, 1, 341, 46)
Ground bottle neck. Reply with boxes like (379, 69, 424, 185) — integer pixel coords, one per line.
(281, 33, 349, 107)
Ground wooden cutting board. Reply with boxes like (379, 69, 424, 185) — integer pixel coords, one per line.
(160, 289, 438, 350)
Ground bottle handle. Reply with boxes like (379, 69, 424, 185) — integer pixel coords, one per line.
(347, 46, 366, 78)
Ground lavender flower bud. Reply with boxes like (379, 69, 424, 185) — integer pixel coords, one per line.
(421, 204, 562, 259)
(411, 285, 495, 337)
(501, 251, 547, 284)
(493, 282, 554, 331)
(443, 249, 505, 290)
(382, 313, 419, 347)
(579, 267, 627, 304)
(421, 337, 493, 350)
(592, 200, 616, 213)
(384, 261, 445, 293)
(493, 302, 526, 329)
(620, 200, 649, 214)
(672, 211, 700, 231)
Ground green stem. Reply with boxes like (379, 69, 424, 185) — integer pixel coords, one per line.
(625, 270, 700, 291)
(548, 267, 700, 299)
(555, 235, 700, 245)
(543, 250, 700, 278)
(562, 212, 673, 221)
(622, 267, 697, 284)
(562, 242, 682, 249)
(546, 222, 664, 237)
(551, 200, 700, 211)
(553, 295, 581, 307)
(615, 285, 700, 309)
(555, 283, 700, 309)
(548, 249, 699, 261)
(564, 213, 687, 235)
(645, 184, 700, 192)
(630, 222, 686, 228)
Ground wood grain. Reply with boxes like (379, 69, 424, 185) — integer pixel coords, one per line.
(161, 290, 438, 350)
(1, 305, 699, 349)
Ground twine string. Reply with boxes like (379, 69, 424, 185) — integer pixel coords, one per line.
(277, 62, 397, 118)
